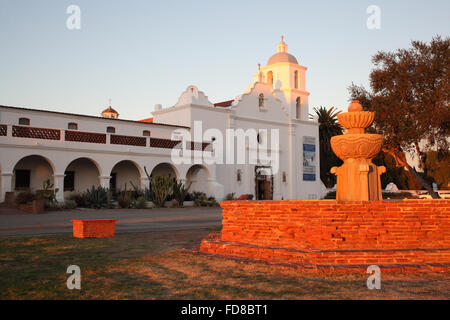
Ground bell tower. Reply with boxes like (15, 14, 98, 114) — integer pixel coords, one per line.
(254, 37, 310, 120)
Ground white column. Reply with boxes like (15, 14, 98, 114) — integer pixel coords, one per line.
(99, 175, 111, 189)
(53, 174, 65, 203)
(0, 172, 13, 203)
(288, 124, 296, 199)
(6, 124, 12, 137)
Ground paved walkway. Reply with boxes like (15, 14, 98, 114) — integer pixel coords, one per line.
(0, 206, 222, 237)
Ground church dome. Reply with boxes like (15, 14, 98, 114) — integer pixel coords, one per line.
(267, 52, 298, 65)
(267, 36, 298, 65)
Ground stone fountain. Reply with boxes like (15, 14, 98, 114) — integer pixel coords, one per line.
(330, 101, 386, 201)
(200, 101, 450, 273)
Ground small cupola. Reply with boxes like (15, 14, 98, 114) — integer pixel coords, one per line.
(101, 103, 119, 119)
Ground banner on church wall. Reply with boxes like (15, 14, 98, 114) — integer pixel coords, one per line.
(302, 136, 316, 181)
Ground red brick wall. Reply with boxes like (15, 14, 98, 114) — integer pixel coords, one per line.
(220, 200, 450, 251)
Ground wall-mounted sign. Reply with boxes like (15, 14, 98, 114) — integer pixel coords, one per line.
(302, 136, 316, 181)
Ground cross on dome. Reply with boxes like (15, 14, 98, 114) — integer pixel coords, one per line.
(267, 36, 298, 65)
(277, 35, 287, 53)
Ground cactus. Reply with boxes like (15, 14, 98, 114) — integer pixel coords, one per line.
(172, 180, 192, 207)
(150, 175, 174, 208)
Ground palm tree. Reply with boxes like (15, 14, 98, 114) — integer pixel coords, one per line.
(310, 106, 343, 188)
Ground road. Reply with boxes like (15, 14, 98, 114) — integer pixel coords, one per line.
(0, 206, 222, 237)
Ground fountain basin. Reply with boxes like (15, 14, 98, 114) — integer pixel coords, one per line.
(330, 133, 382, 160)
(337, 111, 374, 133)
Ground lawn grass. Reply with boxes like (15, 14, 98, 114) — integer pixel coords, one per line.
(0, 230, 449, 299)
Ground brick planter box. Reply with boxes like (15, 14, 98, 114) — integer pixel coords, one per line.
(18, 199, 45, 214)
(72, 219, 117, 238)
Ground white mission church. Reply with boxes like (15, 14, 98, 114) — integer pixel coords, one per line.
(0, 38, 326, 203)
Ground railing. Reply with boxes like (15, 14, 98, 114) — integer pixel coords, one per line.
(65, 130, 107, 144)
(150, 137, 181, 149)
(111, 134, 146, 147)
(12, 125, 60, 140)
(2, 124, 211, 151)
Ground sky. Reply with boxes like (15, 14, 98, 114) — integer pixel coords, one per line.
(0, 0, 449, 120)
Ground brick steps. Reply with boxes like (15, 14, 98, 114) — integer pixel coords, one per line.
(200, 232, 450, 272)
(199, 200, 450, 272)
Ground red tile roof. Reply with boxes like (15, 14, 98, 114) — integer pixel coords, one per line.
(139, 117, 153, 123)
(0, 105, 189, 129)
(214, 100, 234, 107)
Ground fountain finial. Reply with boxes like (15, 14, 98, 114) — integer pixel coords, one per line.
(348, 100, 363, 112)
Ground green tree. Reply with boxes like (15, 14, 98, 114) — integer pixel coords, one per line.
(310, 106, 343, 188)
(348, 36, 450, 198)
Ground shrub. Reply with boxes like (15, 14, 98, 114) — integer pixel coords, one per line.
(15, 191, 35, 205)
(134, 196, 147, 209)
(63, 200, 77, 210)
(184, 192, 194, 201)
(322, 191, 336, 199)
(172, 181, 191, 207)
(118, 193, 131, 208)
(68, 193, 88, 207)
(225, 193, 235, 200)
(193, 193, 219, 207)
(235, 194, 253, 200)
(382, 191, 418, 199)
(84, 186, 108, 209)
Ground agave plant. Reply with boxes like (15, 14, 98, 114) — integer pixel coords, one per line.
(84, 185, 108, 209)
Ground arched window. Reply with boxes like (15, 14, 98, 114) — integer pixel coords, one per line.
(106, 126, 115, 134)
(18, 118, 30, 125)
(267, 71, 273, 87)
(294, 71, 299, 89)
(296, 97, 301, 119)
(68, 122, 78, 130)
(143, 130, 151, 137)
(258, 94, 265, 108)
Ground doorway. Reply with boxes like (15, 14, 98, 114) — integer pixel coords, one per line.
(255, 166, 273, 200)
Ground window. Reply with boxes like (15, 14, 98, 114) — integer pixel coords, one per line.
(237, 169, 241, 182)
(15, 170, 30, 190)
(64, 171, 75, 191)
(294, 71, 299, 89)
(258, 94, 265, 108)
(267, 71, 273, 87)
(143, 130, 151, 137)
(68, 122, 78, 130)
(296, 97, 301, 119)
(106, 126, 115, 134)
(18, 118, 30, 126)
